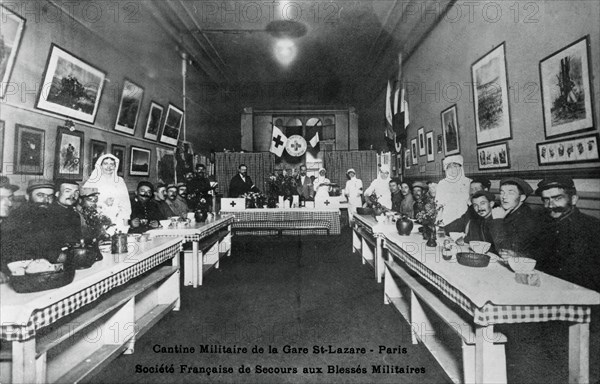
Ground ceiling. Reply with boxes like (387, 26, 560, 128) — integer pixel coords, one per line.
(147, 0, 454, 115)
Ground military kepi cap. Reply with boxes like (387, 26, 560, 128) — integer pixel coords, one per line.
(0, 176, 19, 192)
(412, 181, 428, 191)
(26, 179, 55, 193)
(535, 176, 575, 195)
(499, 177, 533, 196)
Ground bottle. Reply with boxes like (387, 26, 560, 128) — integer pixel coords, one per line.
(436, 220, 446, 240)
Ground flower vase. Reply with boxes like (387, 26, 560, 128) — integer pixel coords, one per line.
(425, 224, 437, 247)
(267, 197, 277, 208)
(195, 211, 208, 223)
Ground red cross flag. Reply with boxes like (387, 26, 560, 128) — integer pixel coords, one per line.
(270, 125, 288, 157)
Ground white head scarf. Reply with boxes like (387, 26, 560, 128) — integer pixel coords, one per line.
(87, 153, 121, 184)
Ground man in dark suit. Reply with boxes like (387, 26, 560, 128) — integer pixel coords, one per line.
(296, 164, 314, 200)
(229, 164, 259, 197)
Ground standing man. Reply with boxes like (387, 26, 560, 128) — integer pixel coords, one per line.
(296, 164, 314, 200)
(51, 179, 83, 243)
(344, 168, 363, 224)
(492, 177, 539, 256)
(534, 177, 600, 291)
(389, 178, 403, 213)
(188, 163, 213, 209)
(229, 164, 259, 197)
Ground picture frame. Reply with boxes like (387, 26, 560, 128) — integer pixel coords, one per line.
(417, 127, 425, 156)
(129, 146, 151, 176)
(114, 79, 144, 135)
(0, 121, 4, 171)
(156, 146, 176, 184)
(536, 133, 599, 166)
(143, 101, 164, 141)
(14, 124, 45, 175)
(111, 144, 126, 176)
(437, 134, 443, 153)
(471, 42, 512, 145)
(89, 139, 107, 175)
(440, 105, 461, 155)
(426, 131, 434, 162)
(477, 142, 510, 170)
(36, 44, 106, 123)
(0, 5, 26, 99)
(54, 126, 84, 180)
(539, 35, 595, 139)
(410, 138, 418, 165)
(159, 104, 183, 146)
(404, 149, 411, 169)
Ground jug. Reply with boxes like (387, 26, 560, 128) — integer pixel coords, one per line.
(111, 231, 128, 254)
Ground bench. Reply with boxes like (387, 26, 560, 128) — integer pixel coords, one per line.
(384, 259, 507, 383)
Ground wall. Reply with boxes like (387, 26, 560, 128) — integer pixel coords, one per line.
(0, 2, 212, 193)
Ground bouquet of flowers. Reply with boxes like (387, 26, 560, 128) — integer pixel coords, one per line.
(241, 191, 267, 208)
(367, 192, 388, 214)
(415, 201, 444, 226)
(265, 171, 298, 198)
(81, 206, 113, 241)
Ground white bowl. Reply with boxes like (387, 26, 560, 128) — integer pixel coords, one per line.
(159, 220, 170, 228)
(508, 257, 537, 273)
(470, 241, 491, 254)
(375, 215, 386, 223)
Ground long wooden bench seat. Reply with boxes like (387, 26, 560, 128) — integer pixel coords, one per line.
(232, 220, 330, 235)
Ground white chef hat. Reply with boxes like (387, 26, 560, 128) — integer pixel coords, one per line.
(443, 154, 464, 169)
(346, 168, 356, 175)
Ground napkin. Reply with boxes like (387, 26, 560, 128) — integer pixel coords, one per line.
(514, 272, 541, 287)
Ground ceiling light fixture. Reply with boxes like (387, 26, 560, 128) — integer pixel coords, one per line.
(273, 38, 297, 66)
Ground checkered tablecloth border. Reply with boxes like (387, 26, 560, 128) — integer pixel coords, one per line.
(384, 240, 591, 326)
(1, 243, 182, 342)
(228, 210, 341, 235)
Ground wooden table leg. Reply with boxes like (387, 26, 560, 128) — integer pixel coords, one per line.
(568, 322, 589, 384)
(12, 338, 37, 384)
(475, 325, 495, 384)
(376, 237, 383, 283)
(192, 241, 199, 288)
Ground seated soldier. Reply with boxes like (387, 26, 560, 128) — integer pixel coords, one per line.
(1, 179, 77, 273)
(412, 181, 431, 222)
(444, 190, 504, 252)
(77, 187, 112, 241)
(165, 184, 189, 217)
(129, 181, 162, 233)
(153, 183, 174, 219)
(50, 179, 83, 243)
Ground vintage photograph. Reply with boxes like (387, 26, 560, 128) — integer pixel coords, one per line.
(54, 126, 84, 179)
(144, 101, 164, 141)
(410, 138, 418, 165)
(89, 139, 107, 175)
(441, 105, 460, 155)
(156, 146, 176, 184)
(36, 44, 106, 123)
(539, 35, 595, 138)
(0, 5, 25, 99)
(417, 127, 425, 156)
(477, 142, 510, 170)
(471, 42, 512, 145)
(426, 131, 434, 162)
(111, 144, 126, 176)
(159, 104, 183, 146)
(115, 79, 144, 135)
(129, 146, 151, 176)
(537, 133, 599, 165)
(14, 124, 44, 175)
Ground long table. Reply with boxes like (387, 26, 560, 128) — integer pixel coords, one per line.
(0, 236, 183, 384)
(149, 214, 234, 288)
(221, 208, 341, 235)
(353, 214, 600, 384)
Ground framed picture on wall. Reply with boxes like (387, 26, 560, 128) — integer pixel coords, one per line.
(89, 139, 107, 175)
(426, 131, 434, 162)
(159, 104, 183, 146)
(441, 105, 460, 155)
(437, 134, 443, 153)
(54, 126, 84, 180)
(129, 146, 151, 176)
(410, 138, 418, 165)
(114, 79, 144, 135)
(111, 144, 126, 176)
(0, 121, 4, 171)
(0, 5, 25, 99)
(404, 149, 411, 169)
(539, 35, 595, 139)
(14, 124, 45, 175)
(471, 42, 512, 145)
(156, 147, 176, 184)
(35, 44, 106, 124)
(144, 101, 164, 141)
(477, 142, 510, 170)
(536, 133, 599, 165)
(417, 127, 425, 156)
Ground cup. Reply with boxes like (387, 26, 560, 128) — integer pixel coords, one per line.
(187, 212, 195, 222)
(159, 219, 170, 228)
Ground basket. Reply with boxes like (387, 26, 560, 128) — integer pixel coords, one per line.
(456, 252, 490, 268)
(10, 266, 76, 293)
(356, 207, 374, 215)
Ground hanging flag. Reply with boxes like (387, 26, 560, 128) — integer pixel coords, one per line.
(393, 86, 400, 115)
(385, 80, 393, 127)
(309, 132, 320, 148)
(270, 125, 287, 157)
